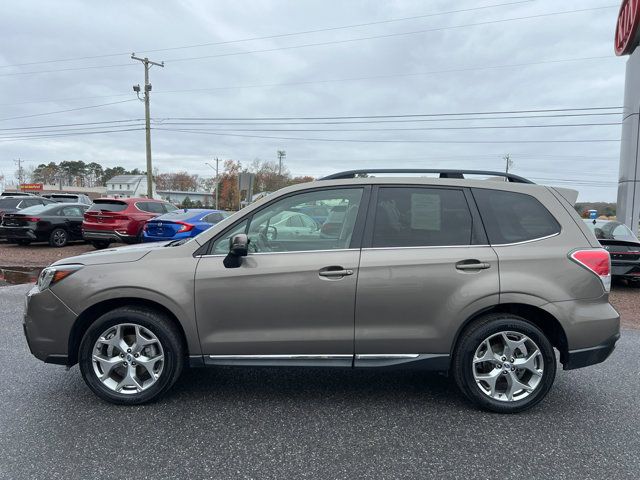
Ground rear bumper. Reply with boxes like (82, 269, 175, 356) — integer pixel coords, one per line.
(83, 229, 136, 243)
(564, 333, 620, 370)
(0, 226, 39, 240)
(611, 262, 640, 279)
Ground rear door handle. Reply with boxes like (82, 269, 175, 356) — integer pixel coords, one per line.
(319, 267, 354, 278)
(455, 261, 491, 271)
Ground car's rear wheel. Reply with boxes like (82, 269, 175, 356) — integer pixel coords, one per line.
(49, 228, 68, 247)
(91, 240, 111, 249)
(453, 313, 556, 413)
(78, 307, 184, 405)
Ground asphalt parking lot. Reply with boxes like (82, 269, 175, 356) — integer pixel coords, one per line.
(1, 284, 639, 480)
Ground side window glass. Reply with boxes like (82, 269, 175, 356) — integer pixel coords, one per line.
(62, 206, 82, 216)
(247, 188, 363, 253)
(372, 187, 473, 248)
(472, 189, 561, 244)
(211, 219, 248, 254)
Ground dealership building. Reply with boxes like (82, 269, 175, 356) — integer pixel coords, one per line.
(616, 0, 640, 233)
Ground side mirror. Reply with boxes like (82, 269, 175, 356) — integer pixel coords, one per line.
(224, 234, 249, 268)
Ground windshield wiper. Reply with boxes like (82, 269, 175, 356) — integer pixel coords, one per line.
(165, 239, 189, 247)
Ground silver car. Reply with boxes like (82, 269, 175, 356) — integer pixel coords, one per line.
(23, 169, 620, 413)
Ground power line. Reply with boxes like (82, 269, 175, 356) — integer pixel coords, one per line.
(149, 121, 621, 133)
(0, 99, 137, 122)
(0, 127, 145, 142)
(0, 118, 143, 131)
(154, 127, 620, 144)
(0, 1, 532, 69)
(164, 6, 618, 64)
(159, 106, 622, 122)
(0, 5, 618, 77)
(0, 55, 619, 107)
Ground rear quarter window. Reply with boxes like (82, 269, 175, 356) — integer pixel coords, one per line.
(472, 189, 561, 244)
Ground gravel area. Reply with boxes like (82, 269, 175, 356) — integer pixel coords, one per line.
(609, 281, 640, 329)
(0, 241, 94, 267)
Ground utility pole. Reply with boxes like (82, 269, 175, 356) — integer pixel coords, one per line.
(14, 158, 23, 186)
(503, 154, 513, 178)
(131, 53, 164, 199)
(205, 159, 220, 210)
(277, 150, 286, 176)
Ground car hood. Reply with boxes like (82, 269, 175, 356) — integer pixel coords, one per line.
(51, 240, 173, 267)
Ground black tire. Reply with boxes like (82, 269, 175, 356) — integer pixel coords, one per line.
(91, 240, 111, 250)
(78, 306, 184, 405)
(16, 239, 31, 246)
(48, 228, 68, 247)
(626, 279, 640, 288)
(453, 313, 556, 413)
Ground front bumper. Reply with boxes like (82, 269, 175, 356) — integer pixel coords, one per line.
(564, 333, 620, 370)
(23, 285, 77, 365)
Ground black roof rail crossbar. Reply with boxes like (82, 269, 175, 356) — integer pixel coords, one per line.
(319, 169, 534, 184)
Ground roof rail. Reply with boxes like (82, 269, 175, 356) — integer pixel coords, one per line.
(319, 169, 534, 184)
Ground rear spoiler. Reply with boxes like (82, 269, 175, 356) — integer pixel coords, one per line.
(551, 187, 579, 205)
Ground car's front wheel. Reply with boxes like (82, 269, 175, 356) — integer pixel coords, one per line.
(78, 307, 184, 405)
(91, 240, 111, 249)
(453, 313, 556, 413)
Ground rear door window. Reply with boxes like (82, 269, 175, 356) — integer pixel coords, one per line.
(371, 187, 473, 248)
(472, 189, 561, 244)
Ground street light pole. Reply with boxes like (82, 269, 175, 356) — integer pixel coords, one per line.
(205, 159, 220, 210)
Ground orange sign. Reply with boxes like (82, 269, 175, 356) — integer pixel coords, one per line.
(20, 183, 43, 191)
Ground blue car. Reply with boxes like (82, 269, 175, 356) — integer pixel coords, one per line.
(143, 209, 230, 242)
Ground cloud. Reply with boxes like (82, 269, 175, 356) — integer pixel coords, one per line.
(0, 0, 626, 200)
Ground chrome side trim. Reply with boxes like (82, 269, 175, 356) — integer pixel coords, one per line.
(198, 248, 358, 258)
(208, 354, 352, 360)
(490, 232, 560, 247)
(355, 354, 420, 359)
(362, 245, 490, 251)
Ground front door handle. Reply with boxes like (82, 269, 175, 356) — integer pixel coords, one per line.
(319, 266, 354, 278)
(455, 260, 491, 271)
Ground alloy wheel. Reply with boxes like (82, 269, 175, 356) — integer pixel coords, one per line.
(52, 229, 67, 246)
(91, 323, 164, 394)
(472, 331, 544, 402)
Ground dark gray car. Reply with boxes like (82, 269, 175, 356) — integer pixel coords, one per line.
(22, 170, 620, 413)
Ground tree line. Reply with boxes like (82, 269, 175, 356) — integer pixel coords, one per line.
(20, 159, 314, 209)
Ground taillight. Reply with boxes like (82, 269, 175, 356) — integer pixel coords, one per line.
(176, 221, 194, 233)
(25, 217, 40, 222)
(570, 249, 611, 292)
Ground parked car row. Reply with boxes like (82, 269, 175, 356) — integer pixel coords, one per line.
(0, 195, 229, 248)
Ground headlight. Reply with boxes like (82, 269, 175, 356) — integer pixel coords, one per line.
(37, 264, 83, 290)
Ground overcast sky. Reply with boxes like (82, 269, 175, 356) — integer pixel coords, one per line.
(0, 0, 628, 200)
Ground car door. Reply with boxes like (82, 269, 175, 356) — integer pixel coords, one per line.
(354, 185, 500, 366)
(194, 186, 368, 364)
(61, 205, 86, 239)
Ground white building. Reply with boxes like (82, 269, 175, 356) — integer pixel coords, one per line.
(105, 175, 156, 198)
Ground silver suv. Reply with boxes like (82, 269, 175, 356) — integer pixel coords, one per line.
(23, 169, 620, 413)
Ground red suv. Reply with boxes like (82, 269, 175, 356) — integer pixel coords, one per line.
(82, 198, 176, 249)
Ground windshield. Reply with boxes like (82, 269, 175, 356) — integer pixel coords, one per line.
(88, 200, 127, 212)
(0, 198, 21, 208)
(585, 220, 639, 242)
(153, 210, 208, 221)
